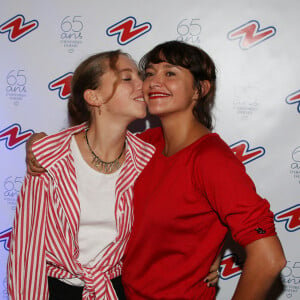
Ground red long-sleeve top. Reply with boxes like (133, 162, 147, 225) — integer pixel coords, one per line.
(123, 127, 276, 300)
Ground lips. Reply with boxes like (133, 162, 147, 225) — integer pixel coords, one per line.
(148, 92, 170, 100)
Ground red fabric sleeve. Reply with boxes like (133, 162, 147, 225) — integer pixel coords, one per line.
(194, 136, 276, 247)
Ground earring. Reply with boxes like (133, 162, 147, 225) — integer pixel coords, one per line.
(98, 105, 101, 116)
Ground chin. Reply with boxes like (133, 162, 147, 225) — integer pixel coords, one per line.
(137, 111, 147, 119)
(129, 109, 146, 120)
(148, 107, 164, 117)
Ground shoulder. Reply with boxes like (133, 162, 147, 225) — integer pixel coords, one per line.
(196, 133, 234, 156)
(192, 133, 243, 171)
(32, 123, 87, 169)
(33, 123, 87, 152)
(126, 130, 156, 158)
(135, 126, 163, 147)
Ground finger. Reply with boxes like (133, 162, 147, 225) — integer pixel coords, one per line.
(29, 155, 43, 168)
(204, 272, 218, 282)
(27, 163, 45, 174)
(26, 154, 36, 167)
(30, 163, 45, 173)
(27, 165, 42, 176)
(26, 157, 45, 175)
(209, 256, 221, 273)
(204, 270, 220, 286)
(207, 277, 219, 287)
(30, 157, 38, 167)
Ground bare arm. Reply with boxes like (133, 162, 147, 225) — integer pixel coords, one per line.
(232, 236, 286, 300)
(25, 132, 47, 175)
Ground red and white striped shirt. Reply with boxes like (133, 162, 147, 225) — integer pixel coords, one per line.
(7, 123, 155, 300)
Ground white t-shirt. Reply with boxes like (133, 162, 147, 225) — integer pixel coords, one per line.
(60, 137, 120, 286)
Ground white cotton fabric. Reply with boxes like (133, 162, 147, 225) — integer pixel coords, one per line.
(61, 137, 119, 286)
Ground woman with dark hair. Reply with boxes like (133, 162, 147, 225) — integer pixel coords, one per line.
(121, 41, 286, 299)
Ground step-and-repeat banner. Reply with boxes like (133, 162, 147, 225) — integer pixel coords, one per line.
(1, 1, 299, 299)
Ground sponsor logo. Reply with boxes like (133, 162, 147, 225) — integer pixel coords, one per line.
(3, 176, 23, 211)
(233, 99, 259, 120)
(232, 85, 260, 120)
(48, 72, 73, 100)
(282, 260, 300, 298)
(227, 20, 276, 50)
(0, 14, 39, 42)
(219, 253, 243, 280)
(106, 16, 151, 45)
(0, 228, 12, 251)
(5, 69, 27, 105)
(286, 90, 300, 113)
(274, 204, 300, 232)
(289, 146, 300, 183)
(230, 140, 265, 164)
(0, 124, 34, 149)
(176, 19, 201, 44)
(59, 16, 83, 53)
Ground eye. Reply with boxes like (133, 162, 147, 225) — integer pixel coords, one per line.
(144, 70, 154, 78)
(122, 77, 132, 81)
(166, 71, 175, 77)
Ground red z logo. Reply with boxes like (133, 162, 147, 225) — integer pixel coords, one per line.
(227, 20, 276, 49)
(106, 16, 152, 45)
(220, 253, 243, 280)
(286, 90, 300, 113)
(48, 72, 73, 100)
(230, 140, 265, 164)
(0, 228, 12, 251)
(274, 204, 300, 232)
(0, 14, 39, 42)
(0, 124, 34, 149)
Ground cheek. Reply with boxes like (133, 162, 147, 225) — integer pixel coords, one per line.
(142, 80, 150, 93)
(106, 92, 126, 110)
(142, 86, 150, 103)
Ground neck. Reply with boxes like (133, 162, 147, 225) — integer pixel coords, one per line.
(86, 118, 127, 161)
(160, 113, 210, 156)
(75, 114, 129, 173)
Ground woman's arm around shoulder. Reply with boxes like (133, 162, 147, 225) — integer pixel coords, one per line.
(26, 132, 47, 175)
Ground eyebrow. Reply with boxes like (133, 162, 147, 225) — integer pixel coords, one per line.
(118, 68, 142, 78)
(118, 68, 133, 73)
(146, 63, 178, 70)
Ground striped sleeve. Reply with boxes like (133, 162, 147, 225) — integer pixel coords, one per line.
(7, 174, 49, 300)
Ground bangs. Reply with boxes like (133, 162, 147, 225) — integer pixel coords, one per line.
(139, 43, 192, 72)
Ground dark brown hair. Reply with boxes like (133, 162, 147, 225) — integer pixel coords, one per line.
(68, 50, 122, 126)
(139, 41, 216, 130)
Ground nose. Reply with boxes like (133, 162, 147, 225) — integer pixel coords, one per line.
(150, 81, 160, 88)
(148, 75, 162, 89)
(135, 77, 143, 89)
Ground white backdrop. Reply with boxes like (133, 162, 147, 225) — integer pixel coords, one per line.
(1, 1, 299, 299)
